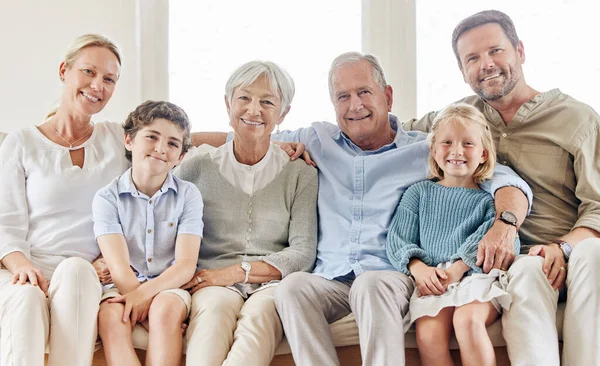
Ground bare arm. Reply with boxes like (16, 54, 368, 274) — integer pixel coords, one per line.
(190, 132, 227, 148)
(97, 234, 140, 294)
(182, 260, 281, 294)
(138, 234, 200, 297)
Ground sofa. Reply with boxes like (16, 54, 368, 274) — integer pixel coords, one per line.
(0, 131, 564, 365)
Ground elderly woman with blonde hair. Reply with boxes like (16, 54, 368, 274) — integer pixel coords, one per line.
(0, 34, 129, 365)
(176, 60, 318, 366)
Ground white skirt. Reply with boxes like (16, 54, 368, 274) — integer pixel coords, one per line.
(406, 263, 512, 331)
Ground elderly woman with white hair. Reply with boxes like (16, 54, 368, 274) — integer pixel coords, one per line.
(175, 60, 318, 366)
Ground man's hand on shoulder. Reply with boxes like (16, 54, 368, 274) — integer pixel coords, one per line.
(476, 221, 517, 273)
(528, 244, 567, 290)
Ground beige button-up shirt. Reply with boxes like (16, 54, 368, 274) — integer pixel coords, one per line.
(403, 89, 600, 250)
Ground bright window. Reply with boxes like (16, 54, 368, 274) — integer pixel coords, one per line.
(416, 1, 600, 116)
(169, 0, 361, 131)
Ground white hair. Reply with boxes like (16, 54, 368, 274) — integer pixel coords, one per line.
(225, 60, 295, 116)
(328, 52, 388, 99)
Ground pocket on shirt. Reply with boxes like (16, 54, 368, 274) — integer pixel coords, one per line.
(155, 220, 179, 254)
(517, 144, 568, 195)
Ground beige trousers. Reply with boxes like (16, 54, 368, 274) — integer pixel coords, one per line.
(185, 286, 282, 366)
(502, 238, 600, 366)
(0, 257, 102, 366)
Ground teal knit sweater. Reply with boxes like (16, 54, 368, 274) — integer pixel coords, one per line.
(386, 180, 520, 275)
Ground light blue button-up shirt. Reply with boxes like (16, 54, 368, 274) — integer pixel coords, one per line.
(272, 115, 532, 280)
(92, 169, 204, 281)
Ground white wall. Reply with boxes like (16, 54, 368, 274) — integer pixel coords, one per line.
(0, 0, 142, 132)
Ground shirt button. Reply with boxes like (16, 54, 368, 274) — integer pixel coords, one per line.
(247, 167, 252, 171)
(501, 133, 508, 138)
(169, 222, 174, 227)
(149, 200, 153, 204)
(502, 160, 508, 165)
(148, 229, 152, 234)
(248, 219, 252, 223)
(247, 228, 252, 233)
(147, 258, 152, 262)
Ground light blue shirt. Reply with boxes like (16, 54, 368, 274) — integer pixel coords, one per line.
(269, 115, 532, 280)
(92, 169, 204, 281)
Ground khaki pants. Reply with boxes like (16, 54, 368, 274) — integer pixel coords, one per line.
(274, 270, 415, 366)
(185, 286, 282, 366)
(0, 257, 102, 366)
(502, 238, 600, 366)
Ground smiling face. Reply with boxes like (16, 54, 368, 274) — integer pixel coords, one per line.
(125, 118, 186, 178)
(226, 75, 288, 145)
(331, 60, 394, 151)
(432, 120, 488, 188)
(456, 23, 526, 101)
(59, 46, 120, 118)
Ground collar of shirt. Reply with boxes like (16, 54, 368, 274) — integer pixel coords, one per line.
(117, 168, 178, 199)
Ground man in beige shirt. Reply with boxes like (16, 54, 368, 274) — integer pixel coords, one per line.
(404, 10, 600, 366)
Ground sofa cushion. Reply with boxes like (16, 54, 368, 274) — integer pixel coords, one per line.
(127, 302, 566, 355)
(0, 132, 7, 146)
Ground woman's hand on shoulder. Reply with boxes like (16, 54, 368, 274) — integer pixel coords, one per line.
(181, 268, 241, 294)
(410, 263, 447, 297)
(273, 141, 316, 167)
(11, 265, 49, 294)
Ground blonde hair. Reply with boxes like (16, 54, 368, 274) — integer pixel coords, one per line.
(427, 103, 496, 184)
(45, 34, 122, 120)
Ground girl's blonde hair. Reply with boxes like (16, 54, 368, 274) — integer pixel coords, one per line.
(427, 103, 496, 184)
(45, 34, 122, 120)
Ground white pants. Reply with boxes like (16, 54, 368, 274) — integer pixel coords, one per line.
(185, 286, 282, 366)
(0, 257, 102, 366)
(502, 238, 600, 366)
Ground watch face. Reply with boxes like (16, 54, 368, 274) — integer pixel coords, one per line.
(241, 262, 252, 272)
(501, 211, 517, 224)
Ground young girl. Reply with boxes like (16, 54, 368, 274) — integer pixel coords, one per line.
(386, 103, 519, 366)
(92, 101, 203, 366)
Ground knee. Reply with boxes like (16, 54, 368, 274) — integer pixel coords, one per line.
(97, 303, 125, 335)
(508, 255, 545, 281)
(54, 257, 97, 282)
(569, 239, 600, 270)
(416, 322, 449, 350)
(452, 309, 486, 339)
(350, 271, 413, 299)
(149, 294, 186, 330)
(274, 272, 314, 308)
(9, 284, 46, 311)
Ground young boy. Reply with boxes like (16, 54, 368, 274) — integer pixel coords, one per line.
(92, 100, 203, 366)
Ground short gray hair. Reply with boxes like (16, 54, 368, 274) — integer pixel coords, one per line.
(328, 52, 388, 99)
(225, 60, 295, 116)
(452, 10, 520, 68)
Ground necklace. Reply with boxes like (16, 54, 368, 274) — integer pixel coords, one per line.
(47, 121, 93, 149)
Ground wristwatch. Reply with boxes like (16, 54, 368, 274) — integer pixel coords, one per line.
(498, 211, 518, 228)
(552, 239, 573, 261)
(241, 261, 252, 284)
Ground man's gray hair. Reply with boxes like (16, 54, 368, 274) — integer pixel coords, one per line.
(328, 52, 388, 99)
(225, 60, 295, 116)
(452, 10, 520, 68)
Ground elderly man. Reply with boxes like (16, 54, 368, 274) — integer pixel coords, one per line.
(404, 10, 600, 366)
(270, 52, 531, 366)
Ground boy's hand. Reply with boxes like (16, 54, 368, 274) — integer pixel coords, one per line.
(11, 265, 49, 294)
(108, 287, 152, 327)
(410, 263, 447, 297)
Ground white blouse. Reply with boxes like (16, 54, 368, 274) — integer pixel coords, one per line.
(0, 121, 129, 278)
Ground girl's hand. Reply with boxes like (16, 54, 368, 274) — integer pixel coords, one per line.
(411, 264, 448, 297)
(181, 268, 240, 295)
(107, 287, 152, 327)
(442, 261, 470, 287)
(11, 265, 49, 294)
